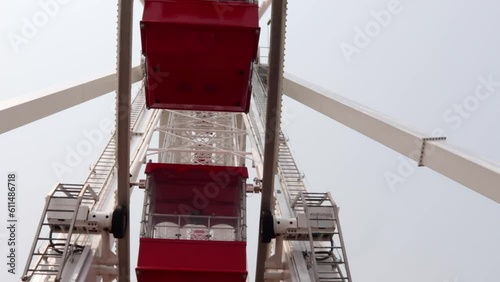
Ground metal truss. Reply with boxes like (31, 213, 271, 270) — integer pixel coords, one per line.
(20, 90, 159, 282)
(10, 0, 500, 279)
(148, 110, 249, 167)
(283, 73, 500, 204)
(250, 65, 353, 282)
(0, 66, 142, 135)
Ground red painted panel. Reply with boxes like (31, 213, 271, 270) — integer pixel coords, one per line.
(136, 238, 247, 282)
(141, 0, 260, 112)
(144, 163, 248, 178)
(145, 163, 248, 224)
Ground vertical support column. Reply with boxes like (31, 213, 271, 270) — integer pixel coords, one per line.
(116, 0, 134, 281)
(158, 110, 169, 162)
(301, 194, 320, 281)
(255, 0, 287, 281)
(236, 114, 247, 167)
(330, 193, 353, 281)
(240, 179, 247, 241)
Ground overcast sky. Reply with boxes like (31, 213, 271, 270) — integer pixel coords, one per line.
(1, 0, 500, 282)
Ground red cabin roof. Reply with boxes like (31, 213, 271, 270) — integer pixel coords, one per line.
(141, 0, 260, 112)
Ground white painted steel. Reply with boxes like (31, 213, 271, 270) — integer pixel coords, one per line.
(259, 0, 272, 18)
(283, 73, 500, 204)
(0, 66, 142, 134)
(149, 111, 247, 167)
(22, 91, 159, 282)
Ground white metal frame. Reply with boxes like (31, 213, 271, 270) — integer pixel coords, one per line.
(4, 0, 499, 281)
(283, 73, 500, 204)
(0, 66, 142, 135)
(148, 110, 248, 167)
(11, 65, 500, 282)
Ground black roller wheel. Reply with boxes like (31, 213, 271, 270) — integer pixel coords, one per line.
(261, 210, 275, 243)
(111, 205, 128, 239)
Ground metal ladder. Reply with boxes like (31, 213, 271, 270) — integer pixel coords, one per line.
(21, 183, 98, 281)
(22, 89, 147, 281)
(86, 89, 146, 206)
(277, 132, 308, 209)
(252, 67, 268, 122)
(86, 137, 116, 203)
(253, 61, 351, 282)
(252, 66, 308, 209)
(293, 192, 352, 282)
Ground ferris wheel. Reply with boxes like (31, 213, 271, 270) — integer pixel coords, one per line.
(2, 1, 499, 282)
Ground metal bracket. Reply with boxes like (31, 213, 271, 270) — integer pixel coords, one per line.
(250, 178, 263, 193)
(418, 137, 446, 167)
(131, 179, 147, 189)
(247, 184, 262, 193)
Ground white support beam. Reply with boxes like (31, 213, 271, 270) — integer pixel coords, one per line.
(0, 66, 142, 135)
(259, 0, 272, 19)
(115, 0, 134, 281)
(256, 0, 288, 281)
(283, 74, 500, 204)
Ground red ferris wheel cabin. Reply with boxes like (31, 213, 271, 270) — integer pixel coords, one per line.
(136, 163, 249, 282)
(140, 0, 260, 112)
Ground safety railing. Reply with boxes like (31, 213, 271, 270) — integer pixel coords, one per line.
(141, 214, 245, 241)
